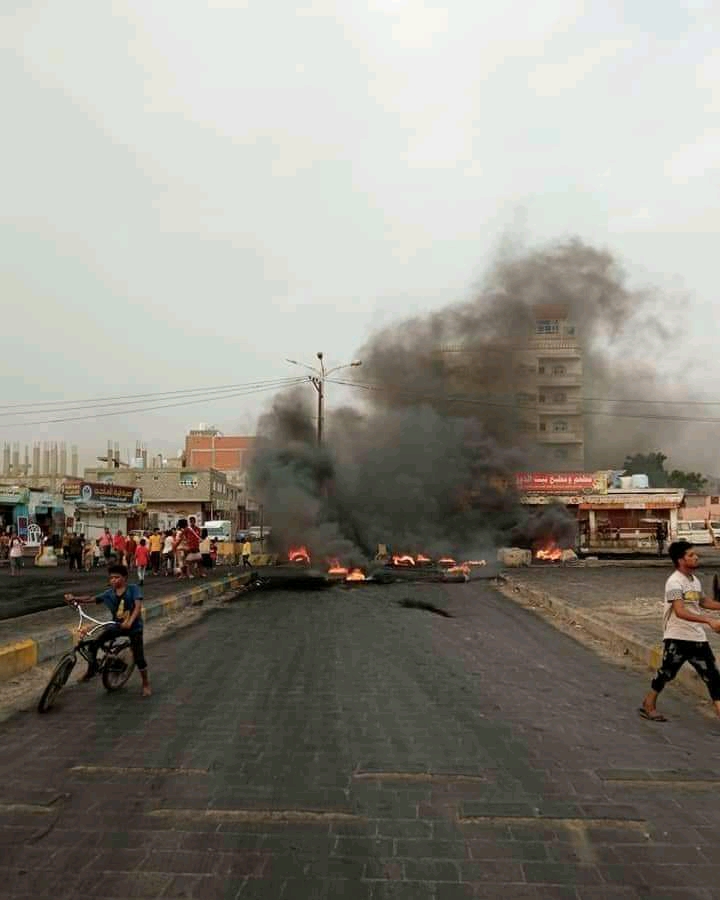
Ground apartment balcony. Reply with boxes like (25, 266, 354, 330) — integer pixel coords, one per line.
(537, 402, 583, 415)
(536, 374, 582, 387)
(537, 431, 584, 444)
(527, 338, 581, 354)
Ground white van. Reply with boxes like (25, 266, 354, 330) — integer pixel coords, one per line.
(202, 520, 232, 542)
(677, 520, 713, 545)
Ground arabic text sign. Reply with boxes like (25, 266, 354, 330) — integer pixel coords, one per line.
(515, 472, 597, 493)
(62, 480, 142, 505)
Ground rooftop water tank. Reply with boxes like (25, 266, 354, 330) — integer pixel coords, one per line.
(620, 476, 633, 489)
(631, 474, 649, 489)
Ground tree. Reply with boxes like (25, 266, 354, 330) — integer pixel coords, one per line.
(667, 470, 707, 492)
(621, 451, 708, 492)
(622, 452, 669, 487)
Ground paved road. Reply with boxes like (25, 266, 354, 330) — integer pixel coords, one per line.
(2, 581, 720, 898)
(0, 564, 238, 620)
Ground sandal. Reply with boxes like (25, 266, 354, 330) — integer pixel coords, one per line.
(638, 707, 667, 722)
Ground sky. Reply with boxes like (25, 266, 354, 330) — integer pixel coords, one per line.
(2, 0, 718, 468)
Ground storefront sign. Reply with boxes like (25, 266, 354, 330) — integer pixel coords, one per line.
(62, 480, 142, 506)
(516, 472, 605, 494)
(0, 488, 30, 505)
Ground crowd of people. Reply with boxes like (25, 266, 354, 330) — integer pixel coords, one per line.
(0, 517, 221, 581)
(69, 517, 219, 581)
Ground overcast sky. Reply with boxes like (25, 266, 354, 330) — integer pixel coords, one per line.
(2, 0, 718, 466)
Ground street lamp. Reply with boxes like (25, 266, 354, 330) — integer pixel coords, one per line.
(286, 353, 362, 446)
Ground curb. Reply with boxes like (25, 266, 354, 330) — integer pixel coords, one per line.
(498, 574, 710, 701)
(0, 573, 252, 683)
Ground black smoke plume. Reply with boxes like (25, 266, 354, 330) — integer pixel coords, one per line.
(251, 238, 687, 561)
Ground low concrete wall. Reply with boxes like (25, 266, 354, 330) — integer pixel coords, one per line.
(0, 573, 252, 683)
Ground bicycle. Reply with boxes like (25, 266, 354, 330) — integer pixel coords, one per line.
(37, 600, 136, 713)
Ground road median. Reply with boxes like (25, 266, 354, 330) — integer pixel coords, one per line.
(0, 572, 252, 683)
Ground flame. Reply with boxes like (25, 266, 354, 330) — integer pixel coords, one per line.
(392, 554, 416, 567)
(415, 554, 433, 565)
(437, 557, 456, 567)
(328, 559, 349, 576)
(463, 559, 487, 567)
(447, 564, 471, 576)
(535, 542, 562, 561)
(345, 568, 366, 582)
(289, 546, 311, 564)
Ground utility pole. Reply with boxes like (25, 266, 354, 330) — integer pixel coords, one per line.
(286, 352, 362, 447)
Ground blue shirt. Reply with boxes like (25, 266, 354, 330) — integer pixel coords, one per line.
(95, 584, 143, 632)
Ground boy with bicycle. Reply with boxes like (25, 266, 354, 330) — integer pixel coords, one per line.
(64, 563, 152, 697)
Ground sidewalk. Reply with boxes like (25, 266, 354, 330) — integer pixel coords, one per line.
(497, 563, 720, 701)
(0, 572, 252, 682)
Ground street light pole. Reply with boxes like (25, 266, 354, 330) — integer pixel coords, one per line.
(286, 352, 362, 447)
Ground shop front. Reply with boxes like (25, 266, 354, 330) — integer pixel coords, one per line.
(62, 480, 144, 540)
(0, 487, 30, 538)
(516, 472, 685, 554)
(28, 490, 65, 541)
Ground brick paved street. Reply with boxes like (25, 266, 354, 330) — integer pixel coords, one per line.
(2, 580, 720, 898)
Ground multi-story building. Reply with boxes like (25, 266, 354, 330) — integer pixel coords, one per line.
(514, 305, 585, 469)
(184, 427, 255, 484)
(437, 304, 585, 471)
(82, 465, 245, 533)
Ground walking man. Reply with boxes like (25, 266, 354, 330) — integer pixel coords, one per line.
(641, 540, 720, 721)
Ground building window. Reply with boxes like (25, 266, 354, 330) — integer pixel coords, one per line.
(565, 325, 576, 336)
(552, 365, 566, 375)
(553, 421, 569, 432)
(538, 394, 546, 403)
(538, 365, 545, 374)
(539, 423, 547, 432)
(536, 319, 559, 334)
(552, 392, 567, 402)
(180, 474, 198, 488)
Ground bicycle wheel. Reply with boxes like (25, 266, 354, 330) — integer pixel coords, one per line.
(37, 653, 76, 713)
(101, 644, 135, 691)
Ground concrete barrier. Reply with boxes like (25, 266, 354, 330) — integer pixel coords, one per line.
(0, 573, 253, 684)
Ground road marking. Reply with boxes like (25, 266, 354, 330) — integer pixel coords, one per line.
(0, 802, 55, 815)
(148, 808, 366, 824)
(70, 765, 208, 776)
(458, 814, 647, 830)
(600, 770, 720, 789)
(353, 771, 486, 784)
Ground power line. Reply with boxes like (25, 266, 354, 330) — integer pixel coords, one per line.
(0, 377, 305, 416)
(0, 379, 308, 428)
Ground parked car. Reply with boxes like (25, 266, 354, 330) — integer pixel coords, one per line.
(246, 526, 271, 541)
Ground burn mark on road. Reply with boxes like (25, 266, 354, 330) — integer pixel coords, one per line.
(398, 598, 453, 617)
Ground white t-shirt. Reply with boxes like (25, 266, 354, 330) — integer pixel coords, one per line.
(9, 538, 23, 558)
(163, 535, 175, 555)
(663, 570, 707, 642)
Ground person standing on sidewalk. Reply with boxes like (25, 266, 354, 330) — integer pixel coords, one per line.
(641, 540, 720, 722)
(241, 537, 252, 568)
(135, 538, 150, 585)
(148, 529, 163, 575)
(9, 534, 24, 576)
